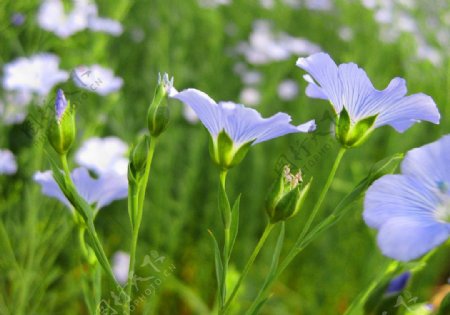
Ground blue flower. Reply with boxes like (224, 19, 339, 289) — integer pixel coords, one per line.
(171, 88, 315, 168)
(34, 167, 128, 212)
(363, 135, 450, 261)
(297, 53, 440, 146)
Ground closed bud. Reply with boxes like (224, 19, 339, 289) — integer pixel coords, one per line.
(335, 108, 377, 148)
(147, 73, 174, 137)
(129, 135, 150, 180)
(266, 165, 312, 223)
(47, 89, 76, 155)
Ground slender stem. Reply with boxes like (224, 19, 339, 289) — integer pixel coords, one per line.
(246, 147, 346, 314)
(60, 153, 71, 179)
(221, 223, 275, 315)
(219, 170, 229, 310)
(125, 138, 157, 314)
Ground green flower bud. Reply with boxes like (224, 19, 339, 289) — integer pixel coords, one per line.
(147, 73, 173, 137)
(266, 165, 312, 223)
(129, 135, 150, 180)
(335, 108, 377, 148)
(209, 130, 253, 170)
(47, 89, 76, 155)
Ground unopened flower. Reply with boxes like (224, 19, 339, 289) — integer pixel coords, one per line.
(75, 136, 129, 176)
(47, 89, 76, 155)
(297, 52, 440, 147)
(0, 149, 18, 175)
(72, 65, 123, 96)
(364, 135, 450, 261)
(147, 73, 176, 137)
(2, 53, 69, 96)
(172, 88, 315, 169)
(34, 167, 127, 211)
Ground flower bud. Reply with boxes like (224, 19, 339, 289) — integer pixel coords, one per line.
(47, 89, 76, 155)
(335, 108, 377, 148)
(147, 73, 173, 137)
(209, 130, 253, 170)
(129, 135, 150, 180)
(266, 165, 311, 223)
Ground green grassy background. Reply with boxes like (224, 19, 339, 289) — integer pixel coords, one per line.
(0, 0, 449, 314)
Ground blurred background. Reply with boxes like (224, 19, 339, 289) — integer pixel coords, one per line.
(0, 0, 449, 314)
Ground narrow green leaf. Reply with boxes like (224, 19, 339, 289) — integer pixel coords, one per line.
(263, 222, 285, 291)
(229, 195, 241, 258)
(208, 230, 224, 307)
(247, 298, 269, 315)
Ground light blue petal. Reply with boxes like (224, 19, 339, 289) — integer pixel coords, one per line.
(216, 101, 315, 145)
(377, 217, 449, 261)
(94, 173, 128, 209)
(303, 75, 328, 100)
(373, 93, 440, 132)
(171, 89, 222, 137)
(296, 53, 343, 113)
(363, 174, 439, 229)
(337, 62, 375, 121)
(71, 167, 127, 209)
(34, 168, 127, 211)
(33, 171, 71, 208)
(401, 135, 450, 191)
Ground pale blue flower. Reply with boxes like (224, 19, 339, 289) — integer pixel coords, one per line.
(72, 65, 123, 96)
(172, 88, 315, 147)
(297, 52, 440, 132)
(363, 135, 450, 261)
(75, 137, 129, 177)
(386, 272, 411, 296)
(0, 149, 17, 175)
(34, 167, 127, 211)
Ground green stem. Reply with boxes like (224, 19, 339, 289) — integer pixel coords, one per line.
(221, 223, 275, 315)
(125, 138, 157, 315)
(219, 170, 229, 310)
(246, 147, 346, 314)
(60, 153, 71, 179)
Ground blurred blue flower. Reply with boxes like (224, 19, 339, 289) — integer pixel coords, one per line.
(0, 149, 17, 175)
(297, 52, 440, 132)
(3, 53, 69, 96)
(172, 88, 316, 148)
(34, 167, 127, 211)
(75, 136, 129, 177)
(38, 0, 123, 38)
(386, 272, 411, 296)
(363, 135, 450, 261)
(72, 65, 123, 96)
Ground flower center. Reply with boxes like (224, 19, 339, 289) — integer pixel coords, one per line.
(435, 181, 450, 222)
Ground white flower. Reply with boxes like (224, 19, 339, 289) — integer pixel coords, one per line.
(38, 0, 123, 38)
(277, 79, 299, 101)
(0, 149, 17, 175)
(75, 137, 129, 176)
(34, 167, 128, 211)
(112, 251, 130, 285)
(236, 20, 321, 65)
(2, 53, 69, 96)
(239, 87, 261, 106)
(72, 65, 123, 96)
(0, 90, 33, 125)
(88, 17, 123, 36)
